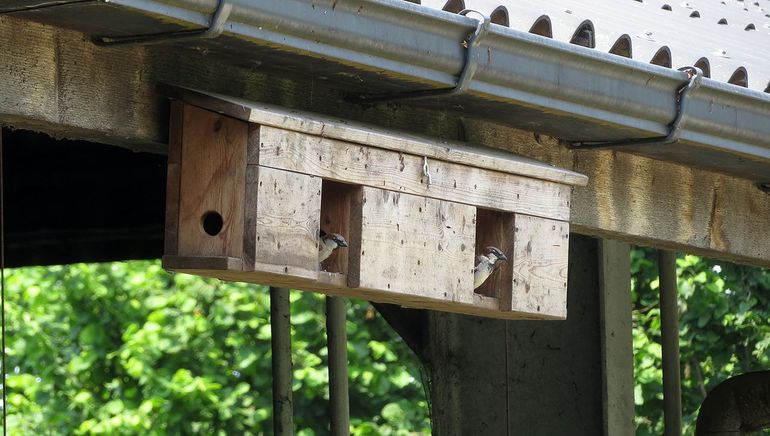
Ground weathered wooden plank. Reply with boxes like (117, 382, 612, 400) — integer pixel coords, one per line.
(569, 150, 770, 269)
(162, 255, 243, 271)
(160, 86, 588, 187)
(348, 186, 478, 305)
(242, 124, 260, 271)
(598, 239, 635, 436)
(426, 235, 603, 434)
(258, 126, 572, 221)
(509, 215, 569, 319)
(253, 166, 321, 280)
(163, 101, 184, 256)
(464, 122, 770, 269)
(177, 105, 247, 259)
(3, 17, 768, 267)
(164, 266, 549, 319)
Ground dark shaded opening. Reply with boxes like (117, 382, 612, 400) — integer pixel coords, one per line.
(529, 15, 553, 38)
(728, 67, 748, 87)
(202, 211, 224, 236)
(442, 0, 464, 13)
(2, 128, 166, 267)
(694, 57, 711, 77)
(490, 6, 509, 27)
(745, 23, 756, 30)
(609, 35, 632, 58)
(650, 46, 672, 68)
(320, 180, 358, 274)
(690, 11, 701, 18)
(570, 20, 595, 48)
(474, 209, 514, 300)
(718, 18, 728, 24)
(662, 4, 673, 10)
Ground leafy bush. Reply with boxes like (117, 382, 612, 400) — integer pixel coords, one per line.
(4, 249, 769, 434)
(4, 261, 430, 434)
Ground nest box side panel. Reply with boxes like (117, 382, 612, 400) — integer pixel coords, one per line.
(177, 105, 248, 260)
(164, 100, 183, 256)
(348, 186, 477, 305)
(508, 215, 570, 319)
(253, 166, 321, 280)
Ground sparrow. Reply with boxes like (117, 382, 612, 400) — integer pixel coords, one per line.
(319, 229, 348, 263)
(473, 246, 508, 289)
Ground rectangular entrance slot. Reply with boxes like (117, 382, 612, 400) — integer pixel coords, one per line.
(320, 180, 358, 275)
(473, 208, 514, 305)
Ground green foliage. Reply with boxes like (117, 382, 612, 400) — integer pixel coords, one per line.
(632, 248, 770, 435)
(7, 250, 769, 434)
(3, 261, 430, 434)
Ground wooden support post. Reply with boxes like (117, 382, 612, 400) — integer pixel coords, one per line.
(326, 296, 350, 436)
(270, 287, 294, 436)
(659, 250, 683, 436)
(426, 235, 603, 434)
(599, 240, 634, 435)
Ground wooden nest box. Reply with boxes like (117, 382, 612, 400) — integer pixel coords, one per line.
(161, 86, 588, 320)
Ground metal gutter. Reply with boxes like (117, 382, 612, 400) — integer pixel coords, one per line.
(8, 0, 770, 181)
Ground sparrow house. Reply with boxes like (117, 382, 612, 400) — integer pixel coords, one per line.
(162, 86, 587, 320)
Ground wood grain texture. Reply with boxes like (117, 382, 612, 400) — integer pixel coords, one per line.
(242, 124, 261, 271)
(160, 86, 587, 187)
(162, 255, 243, 271)
(473, 209, 515, 301)
(4, 18, 767, 267)
(509, 215, 570, 319)
(163, 101, 184, 256)
(253, 166, 321, 280)
(163, 266, 551, 320)
(463, 122, 770, 268)
(570, 150, 770, 269)
(320, 181, 356, 275)
(598, 239, 635, 436)
(348, 186, 478, 305)
(258, 126, 572, 221)
(177, 105, 247, 259)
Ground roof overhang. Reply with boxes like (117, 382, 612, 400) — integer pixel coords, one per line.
(6, 0, 770, 182)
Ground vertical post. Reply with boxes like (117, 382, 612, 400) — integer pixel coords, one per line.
(598, 240, 634, 435)
(658, 250, 682, 436)
(326, 296, 350, 436)
(270, 287, 294, 436)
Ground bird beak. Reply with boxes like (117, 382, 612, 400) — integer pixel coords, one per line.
(499, 253, 508, 262)
(337, 239, 348, 248)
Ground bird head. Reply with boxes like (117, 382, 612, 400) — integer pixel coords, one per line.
(484, 246, 508, 263)
(325, 232, 348, 248)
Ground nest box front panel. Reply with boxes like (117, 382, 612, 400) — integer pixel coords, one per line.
(509, 215, 570, 318)
(177, 104, 247, 259)
(161, 91, 587, 321)
(348, 186, 477, 304)
(250, 166, 322, 280)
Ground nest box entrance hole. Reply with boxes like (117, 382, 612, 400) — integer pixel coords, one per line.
(320, 180, 358, 274)
(474, 208, 514, 300)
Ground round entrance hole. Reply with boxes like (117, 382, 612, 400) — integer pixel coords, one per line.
(201, 211, 224, 236)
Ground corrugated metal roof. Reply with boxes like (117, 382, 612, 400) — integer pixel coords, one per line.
(416, 0, 770, 92)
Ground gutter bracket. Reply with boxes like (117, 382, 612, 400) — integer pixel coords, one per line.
(348, 10, 491, 104)
(567, 66, 704, 150)
(91, 0, 232, 47)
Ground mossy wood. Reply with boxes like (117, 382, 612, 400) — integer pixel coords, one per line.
(161, 87, 587, 320)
